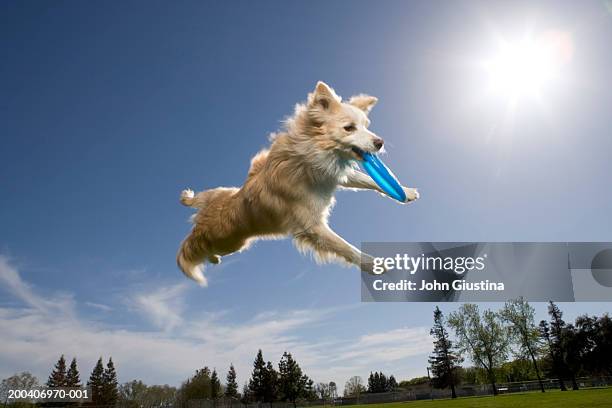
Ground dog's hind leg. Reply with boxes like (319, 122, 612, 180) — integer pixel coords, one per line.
(293, 224, 373, 269)
(177, 230, 212, 285)
(180, 188, 214, 209)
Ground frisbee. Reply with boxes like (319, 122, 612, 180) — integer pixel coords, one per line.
(360, 153, 407, 202)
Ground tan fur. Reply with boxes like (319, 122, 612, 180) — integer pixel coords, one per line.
(177, 82, 419, 285)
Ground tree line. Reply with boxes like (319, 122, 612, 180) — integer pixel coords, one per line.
(175, 349, 318, 407)
(45, 355, 119, 406)
(2, 300, 610, 406)
(428, 299, 612, 397)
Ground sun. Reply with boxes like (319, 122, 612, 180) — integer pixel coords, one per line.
(483, 30, 573, 100)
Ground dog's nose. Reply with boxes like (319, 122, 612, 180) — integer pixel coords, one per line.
(373, 138, 384, 150)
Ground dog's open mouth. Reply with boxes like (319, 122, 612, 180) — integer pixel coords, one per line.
(351, 146, 366, 161)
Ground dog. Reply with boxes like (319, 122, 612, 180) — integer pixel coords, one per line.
(177, 81, 419, 285)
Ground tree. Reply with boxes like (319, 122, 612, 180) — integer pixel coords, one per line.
(501, 298, 545, 392)
(278, 352, 306, 407)
(562, 324, 583, 389)
(1, 372, 39, 402)
(211, 369, 221, 399)
(314, 382, 330, 401)
(428, 306, 462, 398)
(448, 304, 509, 395)
(225, 364, 239, 398)
(240, 382, 251, 405)
(398, 376, 429, 387)
(119, 381, 177, 408)
(539, 320, 567, 391)
(88, 358, 105, 405)
(305, 377, 316, 400)
(66, 358, 81, 387)
(119, 380, 148, 408)
(248, 350, 278, 405)
(102, 358, 119, 406)
(576, 314, 612, 375)
(47, 355, 68, 388)
(387, 375, 398, 391)
(344, 376, 365, 399)
(328, 382, 337, 400)
(262, 361, 278, 405)
(179, 366, 212, 401)
(249, 350, 267, 402)
(547, 301, 578, 390)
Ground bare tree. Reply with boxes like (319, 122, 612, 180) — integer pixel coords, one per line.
(344, 376, 365, 399)
(1, 372, 39, 403)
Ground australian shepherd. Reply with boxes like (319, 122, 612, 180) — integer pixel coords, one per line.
(178, 81, 419, 285)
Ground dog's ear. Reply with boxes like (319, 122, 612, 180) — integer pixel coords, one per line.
(348, 94, 378, 115)
(309, 81, 341, 111)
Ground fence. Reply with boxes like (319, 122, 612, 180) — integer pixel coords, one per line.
(181, 377, 612, 408)
(333, 376, 612, 404)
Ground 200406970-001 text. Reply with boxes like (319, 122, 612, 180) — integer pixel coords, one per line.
(6, 387, 91, 403)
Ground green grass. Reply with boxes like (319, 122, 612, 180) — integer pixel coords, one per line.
(343, 387, 612, 408)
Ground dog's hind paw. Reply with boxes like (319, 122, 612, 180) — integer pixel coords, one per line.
(208, 255, 221, 264)
(180, 188, 195, 206)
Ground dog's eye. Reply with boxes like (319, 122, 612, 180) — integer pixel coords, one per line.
(343, 124, 357, 132)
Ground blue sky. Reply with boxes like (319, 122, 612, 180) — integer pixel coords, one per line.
(1, 0, 612, 390)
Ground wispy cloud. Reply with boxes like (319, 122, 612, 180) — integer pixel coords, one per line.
(130, 283, 188, 331)
(0, 256, 74, 316)
(85, 302, 113, 312)
(0, 256, 432, 391)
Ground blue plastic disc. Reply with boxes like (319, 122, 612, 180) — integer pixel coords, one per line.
(361, 153, 407, 202)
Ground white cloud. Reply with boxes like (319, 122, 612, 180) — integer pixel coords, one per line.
(84, 302, 113, 312)
(130, 283, 188, 331)
(0, 256, 74, 316)
(0, 256, 432, 392)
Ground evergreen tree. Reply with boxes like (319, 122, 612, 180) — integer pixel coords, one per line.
(379, 374, 387, 392)
(303, 377, 316, 400)
(249, 350, 267, 402)
(548, 301, 578, 390)
(211, 369, 221, 399)
(240, 382, 251, 405)
(88, 358, 105, 405)
(278, 352, 305, 407)
(429, 306, 462, 398)
(66, 358, 81, 387)
(387, 375, 398, 391)
(225, 364, 239, 398)
(47, 355, 68, 387)
(102, 358, 119, 406)
(262, 361, 278, 405)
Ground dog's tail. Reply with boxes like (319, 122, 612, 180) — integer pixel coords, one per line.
(177, 232, 208, 286)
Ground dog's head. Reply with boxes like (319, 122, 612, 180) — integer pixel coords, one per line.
(302, 81, 384, 161)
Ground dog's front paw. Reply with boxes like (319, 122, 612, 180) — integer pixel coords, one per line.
(208, 255, 221, 264)
(180, 188, 195, 206)
(403, 187, 420, 203)
(361, 254, 387, 275)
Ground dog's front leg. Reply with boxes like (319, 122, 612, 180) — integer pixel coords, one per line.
(340, 170, 384, 193)
(294, 224, 374, 270)
(340, 170, 420, 203)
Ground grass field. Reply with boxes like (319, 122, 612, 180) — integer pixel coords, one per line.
(343, 387, 612, 408)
